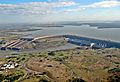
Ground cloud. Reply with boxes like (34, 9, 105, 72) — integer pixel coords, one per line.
(64, 0, 120, 13)
(0, 1, 76, 15)
(64, 8, 85, 12)
(81, 0, 120, 8)
(0, 0, 120, 15)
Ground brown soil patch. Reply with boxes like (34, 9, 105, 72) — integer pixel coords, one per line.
(26, 57, 72, 82)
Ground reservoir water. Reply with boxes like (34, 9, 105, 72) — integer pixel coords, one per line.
(10, 25, 120, 42)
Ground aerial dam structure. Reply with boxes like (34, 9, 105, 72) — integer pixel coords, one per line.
(64, 35, 120, 49)
(1, 35, 120, 51)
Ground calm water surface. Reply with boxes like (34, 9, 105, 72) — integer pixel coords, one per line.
(11, 25, 120, 42)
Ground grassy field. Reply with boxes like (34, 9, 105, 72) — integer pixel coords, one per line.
(23, 48, 120, 82)
(0, 48, 120, 82)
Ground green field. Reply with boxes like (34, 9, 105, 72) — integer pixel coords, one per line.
(0, 48, 120, 82)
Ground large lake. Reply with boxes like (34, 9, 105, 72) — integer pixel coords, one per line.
(11, 25, 120, 42)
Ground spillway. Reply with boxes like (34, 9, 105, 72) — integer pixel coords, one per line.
(64, 35, 120, 49)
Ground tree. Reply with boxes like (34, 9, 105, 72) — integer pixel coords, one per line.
(107, 73, 120, 82)
(107, 68, 120, 82)
(38, 79, 49, 82)
(67, 78, 86, 82)
(0, 74, 4, 81)
(48, 51, 55, 56)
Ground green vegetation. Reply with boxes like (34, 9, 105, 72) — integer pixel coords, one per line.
(0, 70, 24, 82)
(38, 79, 49, 82)
(107, 74, 120, 82)
(0, 48, 120, 82)
(108, 68, 120, 73)
(48, 51, 55, 56)
(67, 78, 86, 82)
(108, 68, 120, 82)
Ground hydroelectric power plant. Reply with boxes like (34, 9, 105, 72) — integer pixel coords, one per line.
(64, 35, 120, 49)
(1, 35, 120, 51)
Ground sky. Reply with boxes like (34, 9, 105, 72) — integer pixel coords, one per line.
(0, 0, 120, 23)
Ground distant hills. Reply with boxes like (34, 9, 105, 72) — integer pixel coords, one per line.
(0, 21, 120, 29)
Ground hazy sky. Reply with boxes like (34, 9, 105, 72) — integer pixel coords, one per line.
(0, 0, 120, 23)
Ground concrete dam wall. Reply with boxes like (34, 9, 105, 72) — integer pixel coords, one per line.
(64, 35, 120, 49)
